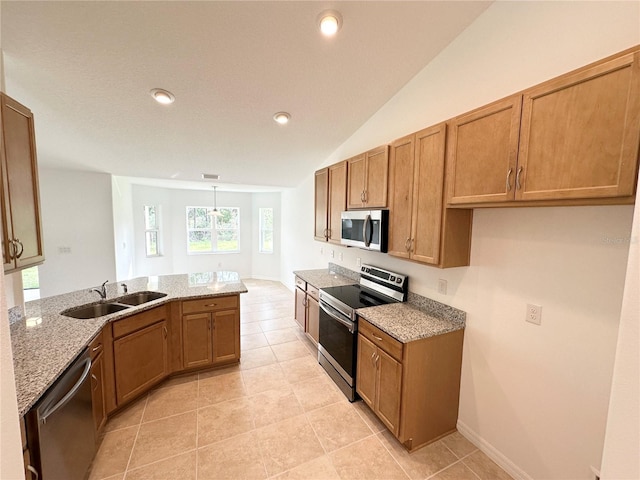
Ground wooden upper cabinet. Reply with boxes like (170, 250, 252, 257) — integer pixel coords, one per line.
(328, 161, 347, 243)
(347, 146, 389, 209)
(314, 168, 329, 241)
(389, 124, 472, 267)
(0, 93, 44, 272)
(446, 95, 522, 205)
(517, 49, 640, 201)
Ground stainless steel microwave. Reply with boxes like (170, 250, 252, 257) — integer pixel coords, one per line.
(340, 210, 389, 252)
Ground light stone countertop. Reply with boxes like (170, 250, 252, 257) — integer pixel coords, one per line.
(356, 303, 465, 343)
(293, 269, 357, 289)
(11, 272, 247, 417)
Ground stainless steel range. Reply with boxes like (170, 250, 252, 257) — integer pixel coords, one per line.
(318, 264, 408, 401)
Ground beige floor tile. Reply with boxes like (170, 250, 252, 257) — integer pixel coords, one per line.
(241, 363, 288, 395)
(240, 321, 264, 335)
(462, 451, 513, 480)
(241, 332, 270, 350)
(197, 432, 267, 480)
(124, 450, 196, 480)
(153, 372, 198, 390)
(250, 386, 304, 428)
(264, 327, 300, 345)
(239, 345, 277, 370)
(101, 474, 125, 480)
(88, 426, 138, 480)
(307, 402, 373, 452)
(259, 318, 298, 332)
(271, 455, 341, 480)
(198, 371, 246, 407)
(198, 397, 255, 447)
(329, 435, 410, 480)
(198, 364, 240, 379)
(128, 411, 197, 469)
(430, 461, 481, 480)
(271, 340, 312, 362)
(291, 375, 344, 412)
(441, 431, 478, 459)
(142, 382, 198, 422)
(256, 414, 325, 477)
(378, 430, 458, 480)
(279, 355, 324, 384)
(104, 397, 147, 433)
(352, 400, 387, 433)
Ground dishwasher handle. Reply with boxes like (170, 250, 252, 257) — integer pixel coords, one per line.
(40, 356, 92, 425)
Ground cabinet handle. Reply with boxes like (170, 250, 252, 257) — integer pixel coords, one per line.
(505, 168, 513, 192)
(515, 166, 523, 190)
(373, 334, 383, 342)
(326, 228, 331, 240)
(26, 465, 39, 480)
(370, 351, 376, 367)
(14, 239, 24, 259)
(163, 326, 167, 338)
(409, 238, 414, 253)
(360, 191, 365, 202)
(404, 238, 411, 251)
(8, 240, 16, 260)
(375, 354, 380, 368)
(204, 303, 217, 307)
(91, 373, 98, 390)
(363, 190, 368, 203)
(92, 344, 102, 353)
(302, 297, 307, 308)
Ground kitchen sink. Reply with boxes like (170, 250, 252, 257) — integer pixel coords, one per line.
(61, 302, 131, 319)
(115, 291, 168, 306)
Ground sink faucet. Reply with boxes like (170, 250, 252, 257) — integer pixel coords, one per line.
(90, 280, 109, 300)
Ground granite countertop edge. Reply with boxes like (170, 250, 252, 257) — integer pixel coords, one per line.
(356, 303, 465, 343)
(293, 268, 357, 289)
(11, 273, 247, 417)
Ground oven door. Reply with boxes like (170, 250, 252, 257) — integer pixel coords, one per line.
(318, 300, 357, 399)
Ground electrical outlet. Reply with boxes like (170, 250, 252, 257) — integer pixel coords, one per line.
(330, 250, 334, 258)
(438, 279, 447, 295)
(58, 246, 71, 254)
(339, 251, 343, 261)
(526, 304, 542, 325)
(356, 257, 361, 267)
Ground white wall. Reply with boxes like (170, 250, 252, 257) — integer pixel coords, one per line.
(280, 2, 639, 479)
(38, 168, 117, 296)
(112, 176, 135, 281)
(251, 192, 281, 281)
(131, 185, 255, 278)
(601, 193, 640, 479)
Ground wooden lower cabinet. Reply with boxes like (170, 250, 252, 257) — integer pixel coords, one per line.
(306, 295, 320, 344)
(294, 285, 306, 330)
(356, 318, 464, 451)
(90, 352, 106, 432)
(293, 276, 320, 344)
(181, 295, 240, 369)
(113, 307, 169, 406)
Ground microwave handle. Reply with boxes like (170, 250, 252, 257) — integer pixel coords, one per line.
(363, 214, 371, 247)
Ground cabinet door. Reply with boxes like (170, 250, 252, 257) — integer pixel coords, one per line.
(0, 94, 44, 271)
(447, 95, 522, 205)
(183, 312, 213, 368)
(376, 348, 403, 436)
(517, 51, 640, 201)
(411, 124, 447, 265)
(314, 168, 329, 241)
(294, 287, 306, 330)
(356, 334, 377, 408)
(364, 145, 389, 208)
(328, 161, 347, 244)
(90, 353, 106, 432)
(388, 134, 415, 259)
(114, 320, 168, 405)
(347, 154, 366, 209)
(212, 309, 240, 364)
(306, 295, 319, 344)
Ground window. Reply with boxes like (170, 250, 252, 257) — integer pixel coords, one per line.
(22, 266, 40, 301)
(186, 206, 240, 253)
(144, 205, 160, 256)
(259, 207, 273, 253)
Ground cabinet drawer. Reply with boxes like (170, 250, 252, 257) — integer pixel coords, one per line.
(359, 319, 403, 362)
(306, 284, 319, 300)
(89, 328, 104, 359)
(295, 277, 306, 290)
(182, 295, 238, 314)
(112, 306, 167, 339)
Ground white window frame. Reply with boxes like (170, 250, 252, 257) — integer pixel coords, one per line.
(144, 205, 161, 257)
(186, 206, 240, 254)
(258, 207, 274, 254)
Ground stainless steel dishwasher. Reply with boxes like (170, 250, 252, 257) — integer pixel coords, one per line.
(31, 348, 96, 480)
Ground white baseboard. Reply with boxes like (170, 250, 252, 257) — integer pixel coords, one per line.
(245, 275, 282, 282)
(457, 420, 533, 480)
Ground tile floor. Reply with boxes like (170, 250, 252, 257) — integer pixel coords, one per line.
(88, 279, 513, 480)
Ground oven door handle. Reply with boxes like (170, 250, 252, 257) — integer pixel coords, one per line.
(320, 302, 356, 334)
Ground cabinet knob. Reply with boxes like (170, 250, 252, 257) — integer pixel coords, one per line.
(505, 168, 513, 192)
(515, 166, 524, 190)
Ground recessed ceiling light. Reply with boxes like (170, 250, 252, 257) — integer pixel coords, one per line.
(273, 112, 291, 125)
(150, 88, 175, 105)
(318, 10, 342, 37)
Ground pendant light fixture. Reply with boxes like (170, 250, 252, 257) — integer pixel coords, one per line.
(209, 186, 222, 217)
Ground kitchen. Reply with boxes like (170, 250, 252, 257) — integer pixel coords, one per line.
(1, 2, 639, 480)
